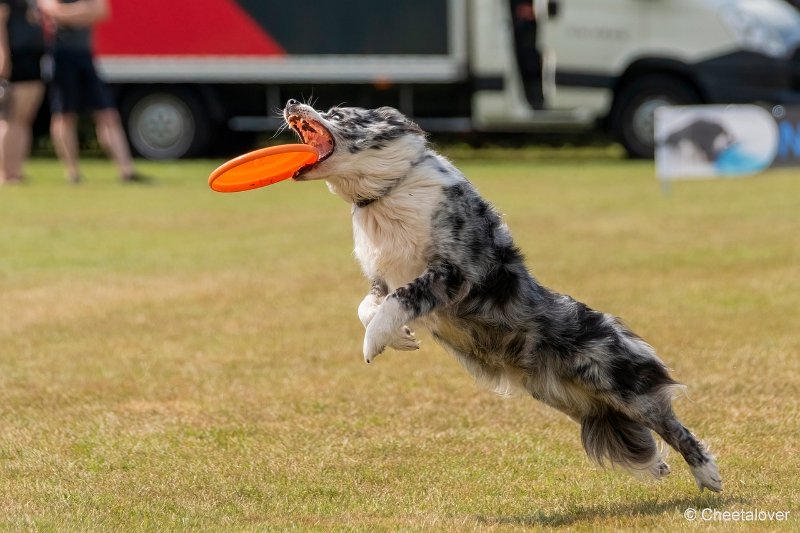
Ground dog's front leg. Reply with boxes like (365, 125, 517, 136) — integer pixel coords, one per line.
(363, 262, 463, 363)
(358, 279, 388, 328)
(359, 278, 420, 356)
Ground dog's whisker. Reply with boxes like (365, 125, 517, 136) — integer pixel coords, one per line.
(268, 122, 290, 140)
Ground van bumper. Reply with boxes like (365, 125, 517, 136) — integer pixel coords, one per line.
(693, 50, 800, 105)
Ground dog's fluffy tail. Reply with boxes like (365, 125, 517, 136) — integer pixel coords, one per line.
(580, 409, 670, 480)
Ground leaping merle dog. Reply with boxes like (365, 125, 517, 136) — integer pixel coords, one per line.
(283, 99, 721, 492)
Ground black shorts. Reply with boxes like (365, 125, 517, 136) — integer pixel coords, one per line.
(9, 51, 43, 82)
(49, 49, 115, 114)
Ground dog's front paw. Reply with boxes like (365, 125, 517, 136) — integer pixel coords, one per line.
(389, 326, 420, 351)
(362, 298, 408, 364)
(363, 333, 385, 364)
(364, 325, 420, 363)
(357, 293, 382, 328)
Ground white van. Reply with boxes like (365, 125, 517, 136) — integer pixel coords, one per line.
(473, 0, 800, 157)
(96, 0, 800, 159)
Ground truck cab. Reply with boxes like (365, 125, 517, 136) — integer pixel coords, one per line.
(475, 0, 800, 157)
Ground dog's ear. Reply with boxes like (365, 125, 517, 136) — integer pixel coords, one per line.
(376, 106, 403, 120)
(376, 106, 425, 136)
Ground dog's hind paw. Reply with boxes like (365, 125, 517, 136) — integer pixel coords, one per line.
(651, 460, 671, 479)
(389, 326, 421, 351)
(692, 461, 722, 492)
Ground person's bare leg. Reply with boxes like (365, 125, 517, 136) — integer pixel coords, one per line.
(50, 112, 81, 183)
(0, 118, 8, 183)
(94, 108, 135, 180)
(1, 81, 45, 183)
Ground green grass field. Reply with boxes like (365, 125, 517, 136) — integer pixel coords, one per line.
(1, 150, 798, 531)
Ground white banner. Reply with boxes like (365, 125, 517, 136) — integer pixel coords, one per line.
(655, 105, 780, 180)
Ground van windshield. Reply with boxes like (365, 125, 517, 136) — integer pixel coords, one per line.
(725, 0, 800, 54)
(742, 1, 800, 30)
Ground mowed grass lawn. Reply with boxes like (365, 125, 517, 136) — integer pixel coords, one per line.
(0, 150, 798, 531)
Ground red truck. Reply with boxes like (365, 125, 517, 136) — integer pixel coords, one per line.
(95, 0, 469, 159)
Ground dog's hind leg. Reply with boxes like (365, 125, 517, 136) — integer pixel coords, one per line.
(594, 329, 720, 491)
(650, 413, 722, 492)
(609, 381, 721, 491)
(618, 385, 721, 491)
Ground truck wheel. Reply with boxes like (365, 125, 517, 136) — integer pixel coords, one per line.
(611, 75, 701, 159)
(121, 89, 211, 159)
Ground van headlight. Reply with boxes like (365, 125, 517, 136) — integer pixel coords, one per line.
(720, 4, 790, 58)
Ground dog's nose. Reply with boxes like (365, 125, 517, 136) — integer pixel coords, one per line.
(286, 99, 299, 107)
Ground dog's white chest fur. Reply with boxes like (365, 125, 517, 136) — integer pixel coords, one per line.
(351, 179, 445, 290)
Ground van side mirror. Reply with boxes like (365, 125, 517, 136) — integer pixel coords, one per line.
(548, 0, 559, 18)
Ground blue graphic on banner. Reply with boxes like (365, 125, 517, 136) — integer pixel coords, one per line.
(714, 144, 771, 175)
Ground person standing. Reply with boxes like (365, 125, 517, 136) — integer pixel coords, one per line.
(0, 0, 45, 185)
(509, 0, 543, 109)
(37, 0, 145, 183)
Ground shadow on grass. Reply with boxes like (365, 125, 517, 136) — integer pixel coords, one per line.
(477, 493, 744, 527)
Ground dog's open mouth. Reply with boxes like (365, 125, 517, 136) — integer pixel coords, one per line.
(287, 115, 335, 176)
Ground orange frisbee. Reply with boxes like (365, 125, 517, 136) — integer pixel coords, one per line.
(208, 144, 319, 193)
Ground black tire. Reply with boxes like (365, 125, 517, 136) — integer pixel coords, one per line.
(120, 88, 212, 159)
(610, 74, 701, 159)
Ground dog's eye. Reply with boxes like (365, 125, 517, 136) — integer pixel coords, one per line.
(328, 111, 344, 120)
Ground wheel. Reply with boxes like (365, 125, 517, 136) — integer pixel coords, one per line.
(121, 88, 211, 159)
(610, 75, 701, 159)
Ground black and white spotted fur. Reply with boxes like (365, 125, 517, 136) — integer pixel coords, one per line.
(283, 100, 722, 492)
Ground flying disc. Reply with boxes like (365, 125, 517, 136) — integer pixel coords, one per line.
(208, 144, 319, 193)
